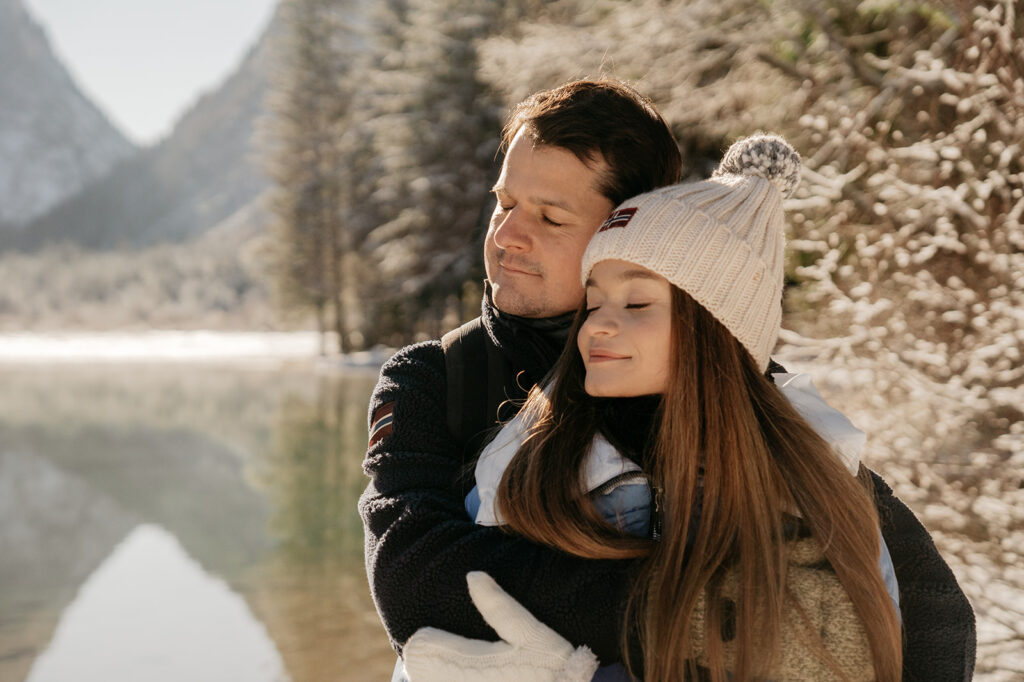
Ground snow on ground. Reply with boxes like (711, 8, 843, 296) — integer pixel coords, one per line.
(0, 331, 391, 367)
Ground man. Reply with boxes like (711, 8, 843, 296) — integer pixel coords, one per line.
(359, 79, 975, 678)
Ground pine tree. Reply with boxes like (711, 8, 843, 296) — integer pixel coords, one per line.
(263, 0, 355, 353)
(336, 0, 539, 345)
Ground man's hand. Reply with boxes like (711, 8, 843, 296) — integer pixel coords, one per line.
(402, 572, 600, 682)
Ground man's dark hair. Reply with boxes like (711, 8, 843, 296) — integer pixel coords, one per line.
(502, 79, 682, 205)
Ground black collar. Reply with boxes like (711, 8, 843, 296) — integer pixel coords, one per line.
(480, 281, 578, 388)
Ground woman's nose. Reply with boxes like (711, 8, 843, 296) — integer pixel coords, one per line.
(583, 308, 618, 336)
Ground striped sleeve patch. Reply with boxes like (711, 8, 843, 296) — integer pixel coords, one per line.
(368, 402, 395, 447)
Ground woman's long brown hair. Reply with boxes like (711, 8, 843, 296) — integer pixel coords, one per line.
(496, 287, 902, 681)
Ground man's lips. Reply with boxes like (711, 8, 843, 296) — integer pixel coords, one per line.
(499, 263, 539, 276)
(496, 253, 541, 277)
(588, 348, 630, 362)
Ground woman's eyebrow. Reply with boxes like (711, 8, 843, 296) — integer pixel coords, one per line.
(585, 269, 660, 288)
(616, 268, 661, 282)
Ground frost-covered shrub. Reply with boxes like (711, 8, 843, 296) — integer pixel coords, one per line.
(781, 0, 1023, 435)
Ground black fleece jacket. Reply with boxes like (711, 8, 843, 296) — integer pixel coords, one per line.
(359, 297, 976, 679)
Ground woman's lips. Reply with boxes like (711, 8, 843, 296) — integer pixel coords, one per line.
(588, 348, 629, 362)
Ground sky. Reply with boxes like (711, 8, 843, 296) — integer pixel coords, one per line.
(23, 0, 279, 146)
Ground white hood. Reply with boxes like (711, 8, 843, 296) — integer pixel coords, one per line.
(473, 373, 865, 526)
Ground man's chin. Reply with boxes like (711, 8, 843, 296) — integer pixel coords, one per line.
(490, 281, 546, 318)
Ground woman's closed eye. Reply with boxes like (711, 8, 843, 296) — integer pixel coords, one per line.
(626, 302, 651, 309)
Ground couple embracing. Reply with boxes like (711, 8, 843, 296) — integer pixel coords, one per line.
(361, 79, 975, 681)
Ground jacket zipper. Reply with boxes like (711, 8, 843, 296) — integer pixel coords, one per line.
(651, 485, 663, 540)
(589, 471, 663, 541)
(590, 470, 648, 497)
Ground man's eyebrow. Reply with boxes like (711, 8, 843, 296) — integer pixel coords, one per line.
(584, 268, 661, 288)
(530, 195, 573, 212)
(490, 184, 575, 213)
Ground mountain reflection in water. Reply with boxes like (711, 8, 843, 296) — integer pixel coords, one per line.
(0, 365, 394, 682)
(27, 524, 286, 682)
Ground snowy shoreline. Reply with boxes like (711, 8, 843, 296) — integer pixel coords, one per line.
(0, 330, 392, 367)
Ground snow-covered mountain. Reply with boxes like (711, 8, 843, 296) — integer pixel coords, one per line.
(0, 0, 135, 230)
(18, 5, 283, 249)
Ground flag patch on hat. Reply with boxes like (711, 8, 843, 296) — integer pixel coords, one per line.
(598, 207, 637, 232)
(368, 402, 395, 447)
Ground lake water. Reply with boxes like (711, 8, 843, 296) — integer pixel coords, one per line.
(0, 364, 397, 682)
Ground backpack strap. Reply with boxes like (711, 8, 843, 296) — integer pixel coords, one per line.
(441, 317, 516, 459)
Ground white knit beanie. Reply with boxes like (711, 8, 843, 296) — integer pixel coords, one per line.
(580, 134, 801, 371)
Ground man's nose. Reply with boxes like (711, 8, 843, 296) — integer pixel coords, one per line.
(492, 207, 531, 252)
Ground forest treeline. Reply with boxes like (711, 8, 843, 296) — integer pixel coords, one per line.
(266, 0, 1022, 417)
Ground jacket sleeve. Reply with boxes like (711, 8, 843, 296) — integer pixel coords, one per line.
(359, 341, 637, 663)
(869, 470, 976, 680)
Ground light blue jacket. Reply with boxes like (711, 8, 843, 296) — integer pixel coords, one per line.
(465, 373, 901, 679)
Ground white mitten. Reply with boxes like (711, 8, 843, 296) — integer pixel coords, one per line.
(402, 571, 600, 682)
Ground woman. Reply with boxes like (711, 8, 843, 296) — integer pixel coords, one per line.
(408, 135, 903, 681)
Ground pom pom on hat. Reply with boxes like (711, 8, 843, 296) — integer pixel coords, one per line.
(714, 133, 801, 199)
